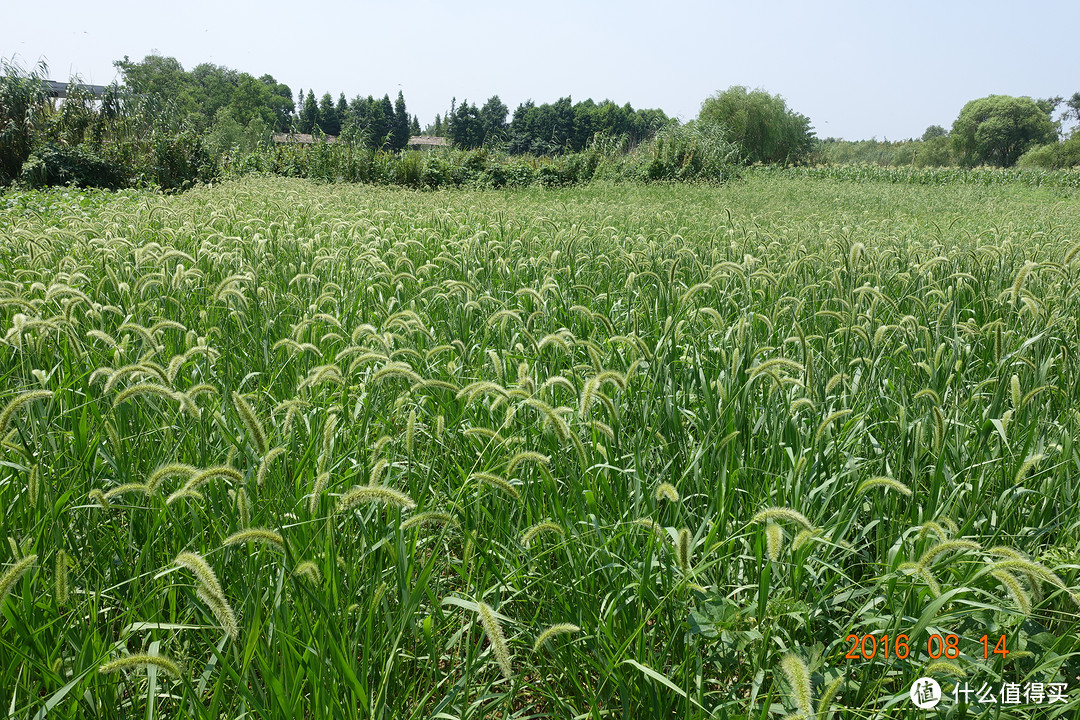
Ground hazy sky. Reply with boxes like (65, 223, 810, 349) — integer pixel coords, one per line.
(5, 0, 1078, 140)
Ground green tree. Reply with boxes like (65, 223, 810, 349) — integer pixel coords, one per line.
(1063, 92, 1080, 126)
(318, 92, 339, 136)
(231, 73, 274, 127)
(298, 91, 319, 134)
(261, 75, 295, 131)
(114, 54, 198, 120)
(375, 95, 394, 149)
(392, 91, 410, 151)
(698, 86, 814, 165)
(335, 94, 348, 135)
(190, 63, 239, 125)
(448, 99, 482, 149)
(478, 95, 509, 146)
(951, 95, 1057, 167)
(921, 125, 947, 141)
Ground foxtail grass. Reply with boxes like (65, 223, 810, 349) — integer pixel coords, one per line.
(476, 601, 513, 679)
(99, 653, 183, 677)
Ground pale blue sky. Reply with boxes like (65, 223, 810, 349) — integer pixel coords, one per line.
(4, 0, 1078, 140)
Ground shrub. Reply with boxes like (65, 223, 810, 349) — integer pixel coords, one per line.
(20, 143, 125, 189)
(635, 121, 740, 182)
(1017, 135, 1080, 169)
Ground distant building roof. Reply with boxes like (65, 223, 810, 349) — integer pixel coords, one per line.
(272, 133, 337, 144)
(408, 136, 448, 147)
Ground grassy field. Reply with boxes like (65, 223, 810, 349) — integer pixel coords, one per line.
(1, 174, 1079, 719)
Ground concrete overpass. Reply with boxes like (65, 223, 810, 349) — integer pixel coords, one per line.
(45, 80, 106, 98)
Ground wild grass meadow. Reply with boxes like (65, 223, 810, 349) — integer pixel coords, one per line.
(1, 173, 1079, 719)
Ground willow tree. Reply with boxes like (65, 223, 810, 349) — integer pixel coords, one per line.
(698, 86, 814, 165)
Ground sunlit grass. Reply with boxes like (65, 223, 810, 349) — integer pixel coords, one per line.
(0, 173, 1078, 719)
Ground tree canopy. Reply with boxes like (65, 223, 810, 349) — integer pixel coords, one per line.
(698, 86, 814, 165)
(951, 95, 1057, 167)
(115, 55, 294, 133)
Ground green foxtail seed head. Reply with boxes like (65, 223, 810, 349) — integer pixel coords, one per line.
(399, 511, 455, 532)
(405, 409, 416, 454)
(0, 390, 53, 438)
(146, 463, 197, 494)
(470, 472, 521, 501)
(677, 527, 692, 573)
(476, 601, 513, 679)
(899, 561, 942, 597)
(256, 447, 285, 488)
(506, 451, 549, 475)
(816, 675, 844, 718)
(294, 561, 322, 584)
(917, 521, 948, 542)
(1014, 454, 1046, 485)
(111, 383, 179, 409)
(54, 550, 69, 605)
(27, 464, 39, 506)
(919, 539, 981, 567)
(792, 527, 823, 551)
(184, 466, 244, 492)
(310, 472, 329, 513)
(165, 487, 204, 505)
(750, 506, 814, 531)
(369, 458, 388, 486)
(990, 559, 1073, 602)
(855, 476, 912, 497)
(990, 569, 1032, 615)
(234, 487, 250, 528)
(98, 653, 183, 678)
(654, 482, 679, 503)
(336, 486, 416, 514)
(232, 391, 268, 456)
(780, 653, 813, 718)
(521, 521, 565, 548)
(814, 409, 852, 444)
(196, 586, 239, 639)
(925, 660, 965, 678)
(222, 528, 284, 550)
(102, 483, 149, 501)
(174, 551, 225, 599)
(635, 518, 667, 541)
(532, 623, 581, 652)
(765, 523, 784, 562)
(0, 554, 37, 608)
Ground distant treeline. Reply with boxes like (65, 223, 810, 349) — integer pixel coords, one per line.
(817, 92, 1080, 170)
(440, 96, 672, 154)
(115, 55, 675, 158)
(0, 58, 741, 191)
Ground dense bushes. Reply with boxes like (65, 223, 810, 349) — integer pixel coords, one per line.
(1017, 134, 1080, 169)
(19, 143, 124, 189)
(220, 125, 741, 189)
(1, 61, 219, 192)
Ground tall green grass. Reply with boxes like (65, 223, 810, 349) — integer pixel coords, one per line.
(0, 173, 1078, 719)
